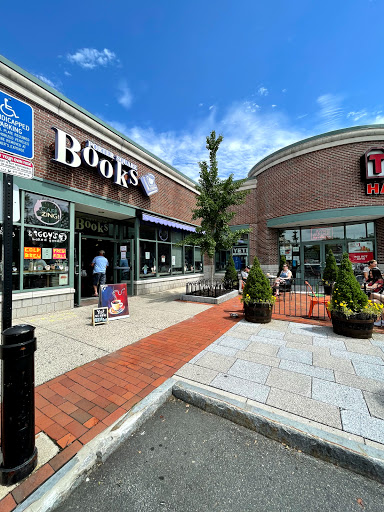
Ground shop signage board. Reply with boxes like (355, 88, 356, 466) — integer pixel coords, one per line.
(0, 91, 34, 159)
(232, 247, 248, 255)
(348, 241, 374, 263)
(98, 283, 129, 320)
(0, 151, 34, 179)
(24, 247, 41, 259)
(51, 127, 159, 196)
(92, 307, 109, 326)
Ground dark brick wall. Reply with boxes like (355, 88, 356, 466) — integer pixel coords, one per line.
(2, 83, 198, 224)
(231, 142, 384, 266)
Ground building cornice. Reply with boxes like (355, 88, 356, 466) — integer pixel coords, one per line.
(249, 125, 384, 178)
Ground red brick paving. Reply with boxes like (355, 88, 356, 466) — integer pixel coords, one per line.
(1, 294, 379, 510)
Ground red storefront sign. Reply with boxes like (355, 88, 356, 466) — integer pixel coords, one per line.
(53, 248, 66, 259)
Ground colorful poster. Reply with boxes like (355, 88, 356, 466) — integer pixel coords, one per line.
(53, 248, 66, 259)
(98, 283, 129, 320)
(24, 247, 41, 259)
(348, 241, 374, 263)
(42, 247, 52, 259)
(59, 274, 68, 285)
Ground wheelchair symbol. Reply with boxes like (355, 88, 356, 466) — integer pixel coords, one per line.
(0, 98, 19, 118)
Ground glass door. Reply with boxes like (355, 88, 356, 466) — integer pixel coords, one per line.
(303, 244, 321, 281)
(74, 233, 81, 306)
(323, 242, 344, 268)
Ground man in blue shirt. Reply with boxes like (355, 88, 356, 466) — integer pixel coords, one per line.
(91, 250, 109, 296)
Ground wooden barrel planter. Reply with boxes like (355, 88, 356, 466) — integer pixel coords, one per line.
(244, 303, 273, 324)
(331, 313, 374, 339)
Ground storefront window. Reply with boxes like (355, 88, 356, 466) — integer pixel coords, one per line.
(185, 246, 194, 272)
(216, 250, 230, 271)
(172, 231, 183, 243)
(23, 228, 69, 289)
(195, 248, 203, 272)
(140, 241, 156, 278)
(367, 222, 375, 238)
(172, 246, 183, 274)
(301, 225, 344, 242)
(75, 213, 115, 237)
(158, 243, 171, 276)
(346, 223, 367, 240)
(140, 224, 156, 240)
(0, 226, 20, 290)
(25, 193, 70, 229)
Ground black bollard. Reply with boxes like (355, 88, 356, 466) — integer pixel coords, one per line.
(0, 324, 37, 485)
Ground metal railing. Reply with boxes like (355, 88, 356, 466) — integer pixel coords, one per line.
(270, 278, 331, 320)
(186, 279, 233, 298)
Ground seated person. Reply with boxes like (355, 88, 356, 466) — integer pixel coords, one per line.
(367, 268, 384, 326)
(273, 264, 292, 296)
(240, 266, 250, 290)
(241, 266, 250, 282)
(364, 259, 379, 282)
(365, 267, 384, 296)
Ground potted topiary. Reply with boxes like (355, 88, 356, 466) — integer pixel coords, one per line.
(223, 254, 239, 290)
(322, 249, 338, 295)
(241, 256, 276, 323)
(328, 252, 383, 338)
(279, 254, 287, 274)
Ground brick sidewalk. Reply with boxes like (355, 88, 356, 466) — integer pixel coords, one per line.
(0, 297, 245, 511)
(1, 295, 377, 512)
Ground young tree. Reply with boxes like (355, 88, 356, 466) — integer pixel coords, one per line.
(181, 131, 250, 283)
(223, 254, 238, 290)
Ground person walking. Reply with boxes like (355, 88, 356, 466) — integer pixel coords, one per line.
(91, 249, 109, 297)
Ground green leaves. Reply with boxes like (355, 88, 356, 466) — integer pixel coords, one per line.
(242, 256, 275, 305)
(184, 130, 250, 258)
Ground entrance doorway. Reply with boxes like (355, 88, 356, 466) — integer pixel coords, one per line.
(302, 242, 344, 281)
(79, 237, 115, 299)
(74, 235, 134, 305)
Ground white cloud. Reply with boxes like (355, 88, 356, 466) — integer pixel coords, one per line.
(258, 87, 268, 96)
(282, 88, 287, 93)
(67, 48, 118, 69)
(317, 93, 344, 129)
(102, 101, 306, 182)
(117, 82, 133, 109)
(347, 110, 367, 121)
(35, 74, 59, 90)
(64, 71, 72, 77)
(271, 105, 277, 108)
(209, 105, 215, 110)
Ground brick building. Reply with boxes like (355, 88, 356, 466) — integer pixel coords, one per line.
(1, 54, 384, 317)
(231, 127, 384, 279)
(0, 56, 205, 317)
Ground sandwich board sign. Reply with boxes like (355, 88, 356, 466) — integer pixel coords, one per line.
(92, 307, 108, 326)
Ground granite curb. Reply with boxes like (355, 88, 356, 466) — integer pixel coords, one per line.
(17, 378, 384, 511)
(172, 381, 384, 484)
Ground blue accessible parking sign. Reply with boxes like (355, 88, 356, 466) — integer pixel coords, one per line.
(0, 90, 34, 159)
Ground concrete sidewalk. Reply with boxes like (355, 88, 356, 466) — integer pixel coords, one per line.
(176, 319, 384, 448)
(1, 292, 384, 511)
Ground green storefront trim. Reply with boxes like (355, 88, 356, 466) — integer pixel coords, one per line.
(267, 206, 384, 229)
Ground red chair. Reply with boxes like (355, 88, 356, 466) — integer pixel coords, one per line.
(305, 281, 331, 319)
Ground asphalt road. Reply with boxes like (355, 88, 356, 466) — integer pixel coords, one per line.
(55, 397, 384, 512)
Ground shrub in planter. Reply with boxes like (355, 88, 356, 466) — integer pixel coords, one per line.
(223, 254, 238, 290)
(322, 249, 338, 294)
(328, 252, 382, 338)
(279, 254, 287, 274)
(241, 256, 276, 323)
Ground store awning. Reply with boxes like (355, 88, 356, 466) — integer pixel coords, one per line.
(142, 213, 197, 232)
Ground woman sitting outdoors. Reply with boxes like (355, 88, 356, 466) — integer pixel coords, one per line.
(365, 267, 384, 326)
(273, 264, 292, 296)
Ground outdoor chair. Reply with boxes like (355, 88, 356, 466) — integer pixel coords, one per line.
(305, 281, 331, 319)
(278, 279, 294, 300)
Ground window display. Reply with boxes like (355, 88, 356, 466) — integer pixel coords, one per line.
(23, 228, 69, 289)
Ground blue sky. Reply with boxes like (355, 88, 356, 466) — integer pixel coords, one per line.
(1, 1, 383, 181)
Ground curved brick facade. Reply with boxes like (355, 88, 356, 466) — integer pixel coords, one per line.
(232, 128, 384, 271)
